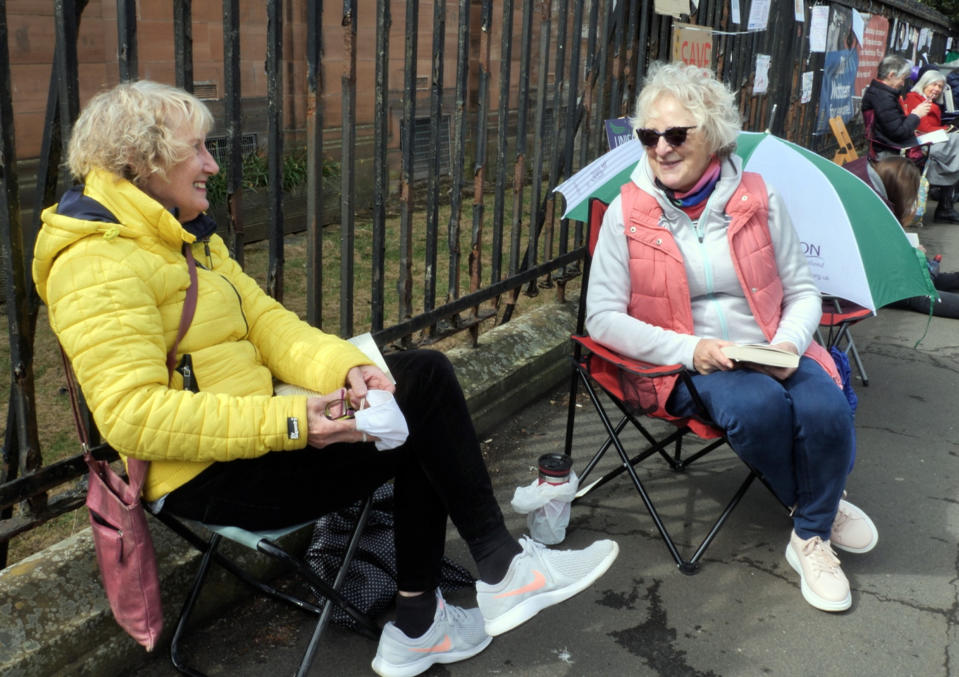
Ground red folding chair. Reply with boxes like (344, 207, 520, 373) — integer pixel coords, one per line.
(816, 296, 874, 386)
(563, 198, 779, 574)
(863, 108, 929, 167)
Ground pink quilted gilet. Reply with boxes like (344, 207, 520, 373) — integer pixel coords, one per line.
(618, 173, 841, 436)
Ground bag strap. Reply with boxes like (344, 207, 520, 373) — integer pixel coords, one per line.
(166, 244, 199, 378)
(62, 241, 200, 493)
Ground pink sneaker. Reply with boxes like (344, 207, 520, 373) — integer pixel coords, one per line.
(785, 531, 851, 612)
(831, 499, 878, 554)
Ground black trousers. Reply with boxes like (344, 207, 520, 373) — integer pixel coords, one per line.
(889, 270, 959, 318)
(163, 349, 508, 591)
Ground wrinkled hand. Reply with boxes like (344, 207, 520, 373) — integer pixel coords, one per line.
(344, 365, 395, 409)
(692, 338, 735, 375)
(913, 100, 933, 119)
(305, 389, 371, 448)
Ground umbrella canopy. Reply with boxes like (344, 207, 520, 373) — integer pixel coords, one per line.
(553, 131, 934, 311)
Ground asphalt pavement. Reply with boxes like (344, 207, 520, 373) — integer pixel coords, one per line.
(122, 218, 959, 677)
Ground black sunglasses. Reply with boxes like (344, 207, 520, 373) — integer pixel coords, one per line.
(635, 126, 697, 148)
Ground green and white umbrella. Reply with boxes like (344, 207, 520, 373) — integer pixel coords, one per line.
(554, 131, 934, 311)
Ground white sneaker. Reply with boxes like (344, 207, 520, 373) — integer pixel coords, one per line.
(785, 530, 851, 612)
(476, 536, 619, 636)
(371, 590, 492, 677)
(831, 498, 878, 554)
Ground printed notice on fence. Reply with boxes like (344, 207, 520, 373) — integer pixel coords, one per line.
(747, 0, 770, 31)
(809, 6, 828, 52)
(801, 71, 814, 103)
(853, 15, 889, 99)
(672, 22, 713, 68)
(753, 54, 771, 94)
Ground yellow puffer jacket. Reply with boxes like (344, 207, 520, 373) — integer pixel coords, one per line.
(32, 168, 370, 501)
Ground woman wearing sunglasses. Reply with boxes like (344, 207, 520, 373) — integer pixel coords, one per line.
(585, 62, 877, 612)
(33, 80, 618, 677)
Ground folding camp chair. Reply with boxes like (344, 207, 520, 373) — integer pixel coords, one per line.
(150, 496, 378, 677)
(829, 115, 859, 166)
(816, 296, 874, 386)
(941, 84, 959, 126)
(563, 198, 773, 575)
(863, 108, 929, 167)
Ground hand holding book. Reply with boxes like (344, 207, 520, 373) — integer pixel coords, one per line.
(721, 343, 800, 369)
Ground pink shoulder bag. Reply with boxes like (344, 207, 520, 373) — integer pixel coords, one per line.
(63, 244, 198, 650)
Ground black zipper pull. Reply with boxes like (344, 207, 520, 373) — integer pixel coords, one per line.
(176, 354, 200, 392)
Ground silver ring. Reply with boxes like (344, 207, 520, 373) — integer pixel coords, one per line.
(361, 432, 368, 443)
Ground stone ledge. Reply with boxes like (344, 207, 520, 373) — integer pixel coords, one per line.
(0, 299, 577, 677)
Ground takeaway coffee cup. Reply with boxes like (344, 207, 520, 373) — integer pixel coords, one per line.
(537, 453, 573, 485)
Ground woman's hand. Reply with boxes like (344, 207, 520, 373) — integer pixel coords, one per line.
(913, 100, 933, 118)
(692, 338, 735, 374)
(305, 389, 374, 448)
(345, 365, 394, 409)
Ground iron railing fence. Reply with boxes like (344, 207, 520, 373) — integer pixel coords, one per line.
(0, 0, 952, 566)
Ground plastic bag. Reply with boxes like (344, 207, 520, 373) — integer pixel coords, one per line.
(915, 168, 930, 223)
(510, 471, 579, 545)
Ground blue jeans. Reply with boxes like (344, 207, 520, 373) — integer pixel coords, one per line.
(667, 357, 854, 540)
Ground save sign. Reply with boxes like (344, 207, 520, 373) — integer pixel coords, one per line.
(671, 23, 713, 68)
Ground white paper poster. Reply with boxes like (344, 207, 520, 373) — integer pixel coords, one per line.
(794, 0, 804, 23)
(801, 71, 814, 103)
(898, 23, 910, 50)
(851, 10, 864, 47)
(731, 0, 741, 25)
(747, 0, 771, 31)
(753, 54, 771, 94)
(809, 6, 829, 53)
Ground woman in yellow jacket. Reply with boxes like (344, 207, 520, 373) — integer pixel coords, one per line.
(32, 81, 616, 677)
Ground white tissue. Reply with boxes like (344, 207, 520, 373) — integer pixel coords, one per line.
(354, 389, 409, 450)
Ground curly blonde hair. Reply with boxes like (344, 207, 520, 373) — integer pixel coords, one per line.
(631, 61, 741, 157)
(67, 80, 214, 186)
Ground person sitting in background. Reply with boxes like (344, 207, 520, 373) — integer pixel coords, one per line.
(31, 80, 619, 677)
(904, 70, 953, 134)
(844, 155, 959, 318)
(862, 55, 959, 223)
(586, 61, 878, 613)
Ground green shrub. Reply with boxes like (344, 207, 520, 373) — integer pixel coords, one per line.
(205, 149, 339, 206)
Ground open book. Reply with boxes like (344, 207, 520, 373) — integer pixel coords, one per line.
(274, 332, 393, 397)
(917, 128, 950, 145)
(721, 344, 799, 369)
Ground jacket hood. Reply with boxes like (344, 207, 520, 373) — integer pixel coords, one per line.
(33, 167, 196, 302)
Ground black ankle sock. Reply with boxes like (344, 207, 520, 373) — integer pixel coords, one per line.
(394, 591, 438, 638)
(474, 538, 523, 584)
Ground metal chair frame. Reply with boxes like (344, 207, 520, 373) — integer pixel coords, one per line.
(816, 296, 874, 386)
(151, 497, 377, 677)
(565, 338, 761, 574)
(562, 197, 778, 575)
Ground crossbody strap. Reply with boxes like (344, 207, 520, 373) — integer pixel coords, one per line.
(166, 244, 199, 378)
(63, 241, 200, 493)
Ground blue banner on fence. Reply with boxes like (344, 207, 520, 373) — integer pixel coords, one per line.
(816, 5, 860, 133)
(816, 48, 860, 133)
(605, 117, 633, 150)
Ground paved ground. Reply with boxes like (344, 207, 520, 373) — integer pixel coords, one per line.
(123, 220, 959, 677)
